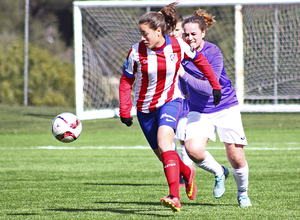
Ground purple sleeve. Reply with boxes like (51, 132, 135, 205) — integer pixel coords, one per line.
(180, 73, 212, 96)
(205, 48, 223, 79)
(180, 45, 224, 96)
(179, 77, 189, 95)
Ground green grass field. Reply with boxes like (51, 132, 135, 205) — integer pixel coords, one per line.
(1, 105, 300, 219)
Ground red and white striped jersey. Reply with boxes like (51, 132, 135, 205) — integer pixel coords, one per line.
(119, 35, 221, 117)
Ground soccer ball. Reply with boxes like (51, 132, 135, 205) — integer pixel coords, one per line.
(52, 112, 82, 143)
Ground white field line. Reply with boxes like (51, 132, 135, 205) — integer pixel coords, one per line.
(1, 143, 300, 150)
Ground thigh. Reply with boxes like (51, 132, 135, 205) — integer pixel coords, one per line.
(157, 99, 183, 152)
(157, 125, 176, 153)
(137, 110, 159, 150)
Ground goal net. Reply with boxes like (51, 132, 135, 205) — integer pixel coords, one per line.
(73, 1, 300, 120)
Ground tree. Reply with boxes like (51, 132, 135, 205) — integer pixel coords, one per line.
(0, 40, 75, 107)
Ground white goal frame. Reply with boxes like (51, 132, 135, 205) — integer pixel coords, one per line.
(74, 0, 300, 120)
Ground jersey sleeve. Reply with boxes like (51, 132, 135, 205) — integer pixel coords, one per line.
(122, 49, 135, 78)
(205, 45, 224, 80)
(119, 48, 136, 118)
(180, 48, 225, 96)
(180, 72, 212, 96)
(190, 53, 221, 90)
(180, 39, 222, 90)
(119, 73, 135, 118)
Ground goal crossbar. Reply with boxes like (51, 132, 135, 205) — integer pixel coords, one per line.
(73, 0, 300, 7)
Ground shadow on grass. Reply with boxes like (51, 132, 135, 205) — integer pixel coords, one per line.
(7, 213, 37, 216)
(45, 206, 172, 217)
(45, 201, 234, 218)
(25, 113, 58, 119)
(84, 182, 163, 187)
(94, 200, 234, 207)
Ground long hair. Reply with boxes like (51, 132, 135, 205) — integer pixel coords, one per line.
(138, 2, 179, 35)
(183, 8, 216, 32)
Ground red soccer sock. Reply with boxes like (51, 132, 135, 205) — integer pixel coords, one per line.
(161, 151, 180, 199)
(176, 153, 191, 181)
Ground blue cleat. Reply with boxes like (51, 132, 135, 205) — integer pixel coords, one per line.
(213, 166, 229, 198)
(238, 195, 252, 207)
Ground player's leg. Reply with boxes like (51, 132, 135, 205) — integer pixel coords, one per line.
(173, 141, 181, 158)
(176, 117, 193, 165)
(176, 117, 193, 186)
(158, 125, 180, 194)
(225, 143, 252, 207)
(137, 110, 162, 161)
(217, 105, 251, 207)
(159, 98, 197, 210)
(179, 140, 193, 165)
(185, 111, 229, 198)
(158, 98, 183, 211)
(138, 108, 182, 211)
(186, 137, 228, 198)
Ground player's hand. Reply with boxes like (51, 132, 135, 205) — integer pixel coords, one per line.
(120, 117, 133, 127)
(213, 89, 222, 106)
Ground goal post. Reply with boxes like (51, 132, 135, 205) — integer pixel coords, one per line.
(73, 0, 300, 120)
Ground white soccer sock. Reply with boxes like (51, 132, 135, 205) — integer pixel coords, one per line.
(195, 151, 223, 176)
(173, 142, 180, 156)
(180, 144, 193, 165)
(232, 161, 249, 197)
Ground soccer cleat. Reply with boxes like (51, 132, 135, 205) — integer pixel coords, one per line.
(238, 195, 252, 207)
(213, 166, 229, 198)
(185, 165, 197, 200)
(161, 195, 181, 212)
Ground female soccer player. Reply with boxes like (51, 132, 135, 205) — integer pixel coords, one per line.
(119, 3, 222, 212)
(180, 9, 252, 207)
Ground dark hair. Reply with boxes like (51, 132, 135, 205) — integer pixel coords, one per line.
(183, 8, 216, 32)
(139, 2, 178, 34)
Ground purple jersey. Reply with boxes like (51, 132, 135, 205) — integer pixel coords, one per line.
(180, 41, 238, 113)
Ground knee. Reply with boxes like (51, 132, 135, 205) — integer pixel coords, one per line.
(227, 146, 246, 168)
(185, 142, 206, 162)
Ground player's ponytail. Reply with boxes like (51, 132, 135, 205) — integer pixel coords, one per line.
(139, 2, 179, 35)
(183, 8, 216, 31)
(159, 2, 179, 34)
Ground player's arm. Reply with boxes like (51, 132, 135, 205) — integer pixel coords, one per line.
(180, 50, 224, 96)
(183, 48, 222, 105)
(180, 72, 213, 96)
(179, 38, 221, 90)
(119, 50, 136, 126)
(189, 52, 221, 91)
(119, 73, 134, 117)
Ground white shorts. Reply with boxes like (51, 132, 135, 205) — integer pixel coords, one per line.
(185, 105, 248, 146)
(174, 116, 188, 142)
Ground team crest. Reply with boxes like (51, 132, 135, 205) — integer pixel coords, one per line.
(170, 53, 178, 63)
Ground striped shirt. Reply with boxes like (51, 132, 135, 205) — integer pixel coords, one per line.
(119, 35, 221, 117)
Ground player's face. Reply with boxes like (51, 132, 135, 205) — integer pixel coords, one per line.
(170, 21, 183, 39)
(139, 23, 163, 49)
(184, 22, 206, 51)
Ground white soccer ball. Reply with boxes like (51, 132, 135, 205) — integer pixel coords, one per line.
(52, 112, 82, 143)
